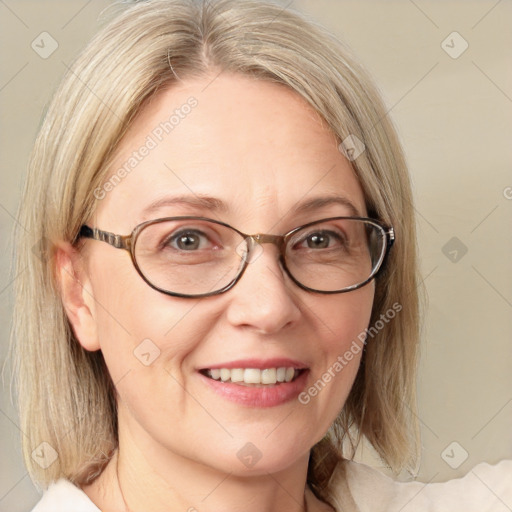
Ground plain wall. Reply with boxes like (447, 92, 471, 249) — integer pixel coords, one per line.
(1, 0, 511, 510)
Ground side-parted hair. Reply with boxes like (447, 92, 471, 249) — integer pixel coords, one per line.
(12, 0, 421, 508)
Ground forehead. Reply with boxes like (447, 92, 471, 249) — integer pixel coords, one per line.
(93, 73, 366, 231)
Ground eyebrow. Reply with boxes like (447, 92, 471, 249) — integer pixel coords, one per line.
(139, 193, 362, 219)
(140, 194, 229, 218)
(289, 195, 362, 217)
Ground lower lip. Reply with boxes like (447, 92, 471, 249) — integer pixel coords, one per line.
(198, 370, 309, 407)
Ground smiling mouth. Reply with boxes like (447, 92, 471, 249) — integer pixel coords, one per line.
(199, 367, 307, 386)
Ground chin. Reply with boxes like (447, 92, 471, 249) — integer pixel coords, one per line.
(199, 436, 312, 477)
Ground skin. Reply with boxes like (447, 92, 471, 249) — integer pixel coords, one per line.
(56, 72, 374, 512)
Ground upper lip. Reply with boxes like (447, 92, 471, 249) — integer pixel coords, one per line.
(198, 358, 309, 370)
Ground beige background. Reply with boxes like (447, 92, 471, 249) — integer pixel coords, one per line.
(1, 0, 511, 509)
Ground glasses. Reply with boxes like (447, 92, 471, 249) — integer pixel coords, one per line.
(77, 216, 394, 298)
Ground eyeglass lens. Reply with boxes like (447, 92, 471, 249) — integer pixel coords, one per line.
(133, 218, 386, 296)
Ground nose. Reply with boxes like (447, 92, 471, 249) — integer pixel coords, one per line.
(225, 242, 301, 334)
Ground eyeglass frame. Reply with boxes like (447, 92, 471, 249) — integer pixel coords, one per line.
(76, 215, 395, 298)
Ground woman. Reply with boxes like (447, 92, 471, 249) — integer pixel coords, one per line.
(12, 1, 511, 511)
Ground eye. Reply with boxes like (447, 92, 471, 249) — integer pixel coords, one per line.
(166, 229, 213, 251)
(304, 232, 330, 249)
(295, 229, 345, 250)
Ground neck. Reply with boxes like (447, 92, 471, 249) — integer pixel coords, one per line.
(83, 408, 325, 512)
(116, 453, 310, 512)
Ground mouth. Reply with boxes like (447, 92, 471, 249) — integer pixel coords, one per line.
(199, 367, 307, 386)
(197, 360, 310, 407)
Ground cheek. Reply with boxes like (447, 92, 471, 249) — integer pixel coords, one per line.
(89, 261, 215, 440)
(313, 282, 374, 349)
(298, 284, 374, 431)
(88, 255, 208, 384)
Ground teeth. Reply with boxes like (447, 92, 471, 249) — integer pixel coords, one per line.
(244, 368, 261, 384)
(205, 367, 301, 385)
(261, 368, 276, 384)
(230, 368, 244, 382)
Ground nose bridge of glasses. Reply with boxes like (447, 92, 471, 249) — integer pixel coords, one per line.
(250, 233, 286, 252)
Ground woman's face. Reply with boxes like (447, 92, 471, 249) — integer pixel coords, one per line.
(77, 73, 374, 475)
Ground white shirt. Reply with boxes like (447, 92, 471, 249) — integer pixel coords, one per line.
(343, 459, 512, 511)
(31, 460, 512, 512)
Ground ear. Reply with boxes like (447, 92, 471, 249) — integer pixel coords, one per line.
(54, 241, 100, 351)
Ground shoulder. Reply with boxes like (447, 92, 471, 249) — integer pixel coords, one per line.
(336, 459, 512, 512)
(31, 479, 100, 512)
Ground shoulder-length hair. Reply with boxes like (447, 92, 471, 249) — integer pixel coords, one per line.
(12, 0, 421, 506)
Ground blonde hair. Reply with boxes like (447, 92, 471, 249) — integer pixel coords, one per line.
(12, 0, 420, 507)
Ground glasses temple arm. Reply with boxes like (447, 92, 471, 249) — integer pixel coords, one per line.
(77, 225, 131, 250)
